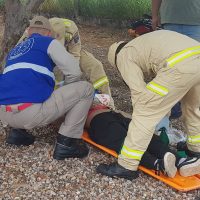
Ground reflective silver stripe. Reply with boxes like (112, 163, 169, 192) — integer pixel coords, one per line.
(166, 46, 200, 67)
(3, 62, 55, 80)
(146, 81, 168, 96)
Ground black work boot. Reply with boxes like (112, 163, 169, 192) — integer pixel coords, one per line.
(6, 128, 35, 146)
(96, 162, 139, 181)
(53, 134, 89, 160)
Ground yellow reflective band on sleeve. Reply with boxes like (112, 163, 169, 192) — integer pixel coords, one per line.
(120, 145, 144, 160)
(65, 33, 73, 41)
(146, 81, 168, 96)
(167, 46, 200, 67)
(63, 19, 71, 27)
(93, 76, 109, 89)
(187, 134, 200, 144)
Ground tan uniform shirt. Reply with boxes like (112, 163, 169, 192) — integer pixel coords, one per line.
(117, 30, 199, 98)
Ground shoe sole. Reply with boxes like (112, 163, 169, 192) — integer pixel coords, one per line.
(179, 158, 200, 177)
(96, 166, 138, 181)
(97, 172, 137, 181)
(53, 153, 88, 160)
(164, 152, 177, 178)
(53, 143, 89, 160)
(112, 174, 138, 181)
(6, 138, 35, 146)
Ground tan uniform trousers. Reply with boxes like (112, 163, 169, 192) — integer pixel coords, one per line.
(80, 49, 115, 109)
(0, 81, 94, 138)
(118, 56, 200, 170)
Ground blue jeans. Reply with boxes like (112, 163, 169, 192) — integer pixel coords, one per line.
(163, 24, 200, 42)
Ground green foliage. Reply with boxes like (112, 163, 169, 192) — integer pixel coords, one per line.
(40, 0, 150, 19)
(0, 0, 5, 8)
(40, 0, 75, 16)
(1, 0, 150, 19)
(79, 0, 151, 19)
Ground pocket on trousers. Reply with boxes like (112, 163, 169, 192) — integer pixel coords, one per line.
(136, 88, 164, 107)
(173, 65, 199, 87)
(175, 56, 200, 74)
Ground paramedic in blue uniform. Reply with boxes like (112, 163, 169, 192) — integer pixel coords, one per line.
(0, 16, 94, 160)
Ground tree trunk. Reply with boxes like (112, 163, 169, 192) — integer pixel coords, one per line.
(0, 0, 45, 70)
(74, 0, 80, 19)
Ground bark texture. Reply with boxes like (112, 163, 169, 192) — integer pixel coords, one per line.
(0, 0, 45, 69)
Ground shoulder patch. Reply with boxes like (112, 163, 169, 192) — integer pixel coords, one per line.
(8, 38, 34, 60)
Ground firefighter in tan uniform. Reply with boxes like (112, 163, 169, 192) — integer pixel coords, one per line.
(19, 18, 115, 109)
(96, 30, 200, 180)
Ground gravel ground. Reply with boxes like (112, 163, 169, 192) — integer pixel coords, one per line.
(0, 20, 200, 199)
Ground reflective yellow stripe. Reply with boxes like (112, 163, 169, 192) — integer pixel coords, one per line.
(146, 81, 168, 96)
(187, 134, 200, 144)
(65, 33, 72, 41)
(167, 46, 200, 67)
(120, 145, 144, 160)
(93, 76, 109, 89)
(63, 19, 71, 27)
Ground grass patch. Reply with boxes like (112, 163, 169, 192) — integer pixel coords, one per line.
(40, 0, 150, 19)
(40, 0, 75, 16)
(0, 0, 151, 20)
(79, 0, 150, 19)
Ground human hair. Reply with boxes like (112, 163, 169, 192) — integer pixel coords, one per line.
(28, 27, 52, 37)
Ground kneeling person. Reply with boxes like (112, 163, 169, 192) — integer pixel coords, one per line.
(0, 16, 94, 160)
(18, 17, 114, 109)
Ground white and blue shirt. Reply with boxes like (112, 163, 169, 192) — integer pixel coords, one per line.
(0, 33, 82, 105)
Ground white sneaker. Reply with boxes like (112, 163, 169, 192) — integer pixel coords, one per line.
(178, 157, 200, 177)
(163, 152, 177, 178)
(155, 152, 177, 178)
